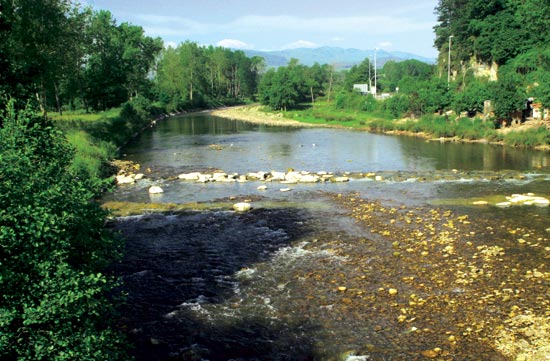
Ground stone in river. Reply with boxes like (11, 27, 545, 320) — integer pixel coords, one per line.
(148, 186, 164, 194)
(233, 202, 252, 212)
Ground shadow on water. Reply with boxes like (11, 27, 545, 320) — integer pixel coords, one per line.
(109, 207, 318, 360)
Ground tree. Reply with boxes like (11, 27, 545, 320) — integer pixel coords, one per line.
(381, 60, 434, 92)
(0, 102, 126, 359)
(258, 59, 316, 111)
(83, 11, 162, 111)
(453, 79, 491, 115)
(492, 65, 526, 122)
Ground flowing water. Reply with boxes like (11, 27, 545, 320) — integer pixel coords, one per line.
(108, 114, 550, 360)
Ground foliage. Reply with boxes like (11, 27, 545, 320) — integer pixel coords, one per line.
(155, 42, 263, 111)
(0, 101, 127, 359)
(380, 94, 411, 118)
(491, 65, 526, 121)
(434, 0, 550, 68)
(380, 60, 435, 92)
(0, 1, 162, 114)
(452, 79, 491, 115)
(258, 59, 332, 111)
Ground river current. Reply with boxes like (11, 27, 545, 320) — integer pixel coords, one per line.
(107, 114, 550, 360)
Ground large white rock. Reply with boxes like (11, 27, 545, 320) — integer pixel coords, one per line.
(269, 171, 286, 181)
(116, 174, 135, 185)
(331, 176, 350, 183)
(197, 174, 212, 183)
(178, 172, 201, 180)
(233, 202, 252, 212)
(297, 174, 319, 183)
(148, 186, 164, 194)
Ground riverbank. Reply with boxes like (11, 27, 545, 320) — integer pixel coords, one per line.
(211, 104, 550, 150)
(211, 105, 326, 128)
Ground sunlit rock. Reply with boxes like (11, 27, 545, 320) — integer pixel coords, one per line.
(233, 202, 251, 212)
(197, 174, 212, 183)
(269, 171, 286, 181)
(330, 176, 350, 183)
(178, 172, 201, 180)
(116, 174, 135, 185)
(285, 171, 301, 182)
(496, 202, 511, 208)
(148, 186, 164, 194)
(297, 174, 319, 183)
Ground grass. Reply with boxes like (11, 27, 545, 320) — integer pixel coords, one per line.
(49, 108, 121, 123)
(503, 126, 550, 147)
(51, 108, 122, 178)
(269, 100, 550, 147)
(284, 101, 391, 128)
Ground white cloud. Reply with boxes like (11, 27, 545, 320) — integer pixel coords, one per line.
(216, 39, 254, 49)
(282, 40, 319, 49)
(378, 41, 393, 49)
(330, 36, 345, 43)
(164, 41, 178, 49)
(229, 15, 433, 35)
(134, 13, 433, 39)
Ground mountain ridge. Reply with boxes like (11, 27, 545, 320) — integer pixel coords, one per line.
(242, 46, 436, 69)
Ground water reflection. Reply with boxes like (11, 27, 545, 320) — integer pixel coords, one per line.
(124, 114, 550, 176)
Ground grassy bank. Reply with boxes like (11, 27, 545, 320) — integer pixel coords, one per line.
(258, 101, 550, 149)
(50, 98, 161, 179)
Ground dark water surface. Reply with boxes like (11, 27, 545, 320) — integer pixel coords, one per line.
(109, 114, 550, 360)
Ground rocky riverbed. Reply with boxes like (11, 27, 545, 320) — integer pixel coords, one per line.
(108, 191, 550, 360)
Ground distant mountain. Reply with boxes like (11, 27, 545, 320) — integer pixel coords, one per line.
(243, 46, 436, 69)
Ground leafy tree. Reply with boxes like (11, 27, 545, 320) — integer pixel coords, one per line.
(84, 11, 162, 111)
(258, 59, 311, 110)
(381, 60, 434, 92)
(492, 65, 526, 122)
(453, 79, 491, 115)
(0, 102, 126, 360)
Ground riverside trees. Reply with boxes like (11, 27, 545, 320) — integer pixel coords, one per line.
(0, 102, 127, 360)
(434, 0, 550, 118)
(0, 1, 163, 114)
(154, 42, 264, 111)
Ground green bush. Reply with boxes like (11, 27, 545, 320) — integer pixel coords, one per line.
(0, 101, 127, 360)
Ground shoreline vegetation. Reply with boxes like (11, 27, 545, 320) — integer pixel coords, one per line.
(211, 103, 550, 151)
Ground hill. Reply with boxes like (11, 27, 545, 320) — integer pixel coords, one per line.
(243, 46, 436, 69)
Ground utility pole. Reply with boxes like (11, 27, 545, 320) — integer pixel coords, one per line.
(368, 55, 372, 92)
(447, 35, 454, 86)
(374, 48, 377, 96)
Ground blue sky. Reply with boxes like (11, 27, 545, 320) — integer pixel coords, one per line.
(83, 0, 439, 58)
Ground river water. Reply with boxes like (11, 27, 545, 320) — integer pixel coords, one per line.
(108, 114, 550, 360)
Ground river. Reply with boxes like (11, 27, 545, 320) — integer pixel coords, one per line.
(107, 114, 550, 360)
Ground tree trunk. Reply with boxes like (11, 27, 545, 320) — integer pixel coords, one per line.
(54, 82, 62, 115)
(327, 67, 334, 102)
(310, 86, 314, 105)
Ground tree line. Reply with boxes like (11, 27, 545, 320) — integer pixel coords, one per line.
(0, 0, 264, 117)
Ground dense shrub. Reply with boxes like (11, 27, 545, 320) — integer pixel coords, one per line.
(0, 102, 127, 360)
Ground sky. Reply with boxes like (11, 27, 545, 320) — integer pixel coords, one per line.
(83, 0, 440, 58)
